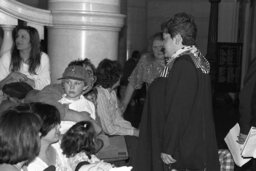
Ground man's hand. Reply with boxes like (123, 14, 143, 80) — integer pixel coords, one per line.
(133, 129, 139, 137)
(161, 152, 176, 165)
(237, 133, 247, 144)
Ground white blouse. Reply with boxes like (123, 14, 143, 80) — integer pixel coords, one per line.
(0, 51, 51, 90)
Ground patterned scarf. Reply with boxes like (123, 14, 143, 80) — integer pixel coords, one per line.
(160, 45, 210, 77)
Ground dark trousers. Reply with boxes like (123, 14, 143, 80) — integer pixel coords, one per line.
(124, 135, 138, 166)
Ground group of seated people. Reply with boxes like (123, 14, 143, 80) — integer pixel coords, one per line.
(0, 57, 137, 171)
(0, 25, 138, 171)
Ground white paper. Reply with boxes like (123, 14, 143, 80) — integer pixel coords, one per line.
(241, 126, 256, 158)
(224, 123, 251, 166)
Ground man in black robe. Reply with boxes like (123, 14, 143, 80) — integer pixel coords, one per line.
(133, 12, 219, 171)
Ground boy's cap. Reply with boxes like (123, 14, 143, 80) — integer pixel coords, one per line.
(58, 65, 89, 83)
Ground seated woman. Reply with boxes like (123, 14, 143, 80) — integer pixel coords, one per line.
(26, 102, 70, 171)
(0, 26, 51, 103)
(0, 105, 42, 171)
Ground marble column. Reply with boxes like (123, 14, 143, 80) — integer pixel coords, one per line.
(0, 25, 15, 56)
(0, 11, 17, 56)
(48, 0, 125, 82)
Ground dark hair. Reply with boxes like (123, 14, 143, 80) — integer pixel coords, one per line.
(29, 102, 61, 137)
(10, 26, 41, 74)
(96, 59, 122, 88)
(161, 12, 197, 46)
(2, 82, 33, 99)
(61, 121, 96, 158)
(131, 50, 141, 61)
(150, 32, 163, 43)
(0, 107, 42, 164)
(68, 58, 96, 76)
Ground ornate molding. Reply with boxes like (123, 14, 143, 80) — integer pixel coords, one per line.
(0, 0, 52, 25)
(49, 0, 125, 31)
(49, 0, 121, 13)
(51, 11, 125, 31)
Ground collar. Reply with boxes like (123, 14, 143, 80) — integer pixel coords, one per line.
(58, 94, 84, 104)
(161, 45, 210, 77)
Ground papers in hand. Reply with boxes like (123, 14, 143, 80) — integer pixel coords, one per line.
(241, 126, 256, 158)
(224, 123, 251, 167)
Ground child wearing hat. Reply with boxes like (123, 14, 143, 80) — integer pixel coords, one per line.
(24, 60, 102, 135)
(58, 65, 96, 134)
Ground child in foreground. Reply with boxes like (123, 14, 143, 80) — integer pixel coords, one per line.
(60, 121, 132, 171)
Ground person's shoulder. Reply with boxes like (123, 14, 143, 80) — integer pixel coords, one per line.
(141, 52, 153, 61)
(26, 157, 47, 171)
(0, 165, 19, 171)
(0, 100, 17, 114)
(40, 52, 50, 63)
(174, 54, 195, 66)
(80, 95, 92, 102)
(95, 86, 108, 97)
(172, 55, 197, 74)
(176, 54, 193, 62)
(42, 83, 64, 94)
(95, 86, 104, 92)
(25, 84, 63, 102)
(137, 52, 154, 65)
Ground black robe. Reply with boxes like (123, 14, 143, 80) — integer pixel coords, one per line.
(133, 55, 219, 171)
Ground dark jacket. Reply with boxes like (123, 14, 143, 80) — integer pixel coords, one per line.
(133, 55, 219, 171)
(239, 58, 256, 134)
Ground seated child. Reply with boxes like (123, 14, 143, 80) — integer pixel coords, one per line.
(58, 65, 95, 118)
(58, 65, 96, 134)
(25, 102, 70, 171)
(0, 82, 33, 114)
(60, 121, 132, 171)
(25, 59, 100, 134)
(95, 59, 139, 166)
(95, 59, 139, 137)
(0, 105, 42, 171)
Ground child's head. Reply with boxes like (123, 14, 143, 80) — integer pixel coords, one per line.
(68, 59, 97, 94)
(59, 65, 90, 100)
(0, 105, 42, 165)
(96, 59, 122, 89)
(60, 121, 98, 158)
(29, 102, 61, 143)
(2, 82, 33, 103)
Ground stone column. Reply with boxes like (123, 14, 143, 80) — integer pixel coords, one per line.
(48, 0, 125, 82)
(0, 25, 15, 56)
(0, 12, 17, 56)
